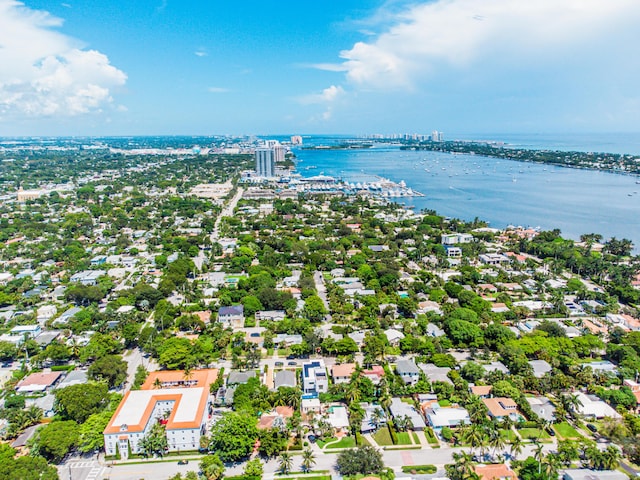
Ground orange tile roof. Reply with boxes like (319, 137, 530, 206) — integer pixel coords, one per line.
(470, 385, 493, 396)
(482, 397, 518, 417)
(141, 369, 217, 389)
(105, 369, 217, 436)
(331, 363, 356, 378)
(275, 406, 294, 418)
(474, 464, 517, 480)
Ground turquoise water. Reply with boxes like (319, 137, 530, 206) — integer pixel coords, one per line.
(295, 144, 640, 248)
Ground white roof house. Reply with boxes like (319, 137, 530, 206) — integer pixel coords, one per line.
(575, 392, 621, 419)
(327, 405, 350, 430)
(425, 404, 471, 430)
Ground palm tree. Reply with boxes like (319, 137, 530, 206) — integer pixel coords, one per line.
(395, 415, 413, 432)
(345, 382, 362, 405)
(348, 402, 365, 436)
(509, 435, 523, 460)
(449, 450, 478, 480)
(488, 428, 505, 457)
(25, 405, 43, 426)
(183, 366, 193, 385)
(463, 423, 486, 456)
(153, 377, 162, 389)
(560, 393, 583, 419)
(602, 445, 621, 470)
(533, 441, 545, 474)
(301, 448, 316, 473)
(370, 407, 385, 431)
(278, 452, 293, 475)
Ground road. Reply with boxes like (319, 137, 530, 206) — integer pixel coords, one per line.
(98, 441, 560, 480)
(211, 186, 244, 242)
(313, 271, 330, 313)
(122, 347, 159, 391)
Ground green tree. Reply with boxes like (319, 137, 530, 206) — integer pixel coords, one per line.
(278, 452, 293, 475)
(303, 295, 327, 323)
(208, 412, 258, 462)
(244, 458, 264, 478)
(336, 445, 384, 476)
(78, 410, 113, 453)
(200, 453, 225, 480)
(0, 444, 59, 480)
(32, 420, 80, 463)
(139, 422, 168, 457)
(157, 337, 194, 370)
(301, 448, 316, 473)
(88, 354, 128, 388)
(54, 382, 110, 423)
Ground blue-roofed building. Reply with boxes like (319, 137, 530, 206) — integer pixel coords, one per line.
(302, 360, 328, 396)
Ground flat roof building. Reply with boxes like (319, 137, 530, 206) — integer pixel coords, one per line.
(104, 369, 217, 459)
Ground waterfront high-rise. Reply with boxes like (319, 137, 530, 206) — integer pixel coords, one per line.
(255, 147, 275, 177)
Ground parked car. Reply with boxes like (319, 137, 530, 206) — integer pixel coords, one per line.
(275, 361, 284, 367)
(587, 424, 598, 433)
(287, 361, 297, 366)
(178, 460, 189, 465)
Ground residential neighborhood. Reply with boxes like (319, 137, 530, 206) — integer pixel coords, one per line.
(0, 137, 638, 480)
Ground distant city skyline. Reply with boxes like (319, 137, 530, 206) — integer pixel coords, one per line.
(1, 0, 639, 136)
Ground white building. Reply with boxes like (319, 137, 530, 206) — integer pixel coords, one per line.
(104, 370, 217, 459)
(302, 360, 328, 396)
(441, 233, 473, 245)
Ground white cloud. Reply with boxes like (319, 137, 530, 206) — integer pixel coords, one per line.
(332, 0, 640, 90)
(298, 85, 345, 105)
(208, 87, 230, 93)
(0, 0, 127, 119)
(194, 49, 207, 57)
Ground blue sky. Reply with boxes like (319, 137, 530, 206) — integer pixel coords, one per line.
(1, 0, 640, 136)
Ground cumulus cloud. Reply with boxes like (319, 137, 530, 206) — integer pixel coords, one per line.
(0, 0, 127, 119)
(194, 48, 208, 57)
(297, 85, 346, 122)
(298, 85, 345, 105)
(328, 0, 640, 90)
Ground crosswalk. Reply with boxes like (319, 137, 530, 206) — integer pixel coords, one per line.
(69, 461, 95, 468)
(67, 462, 104, 480)
(86, 466, 104, 480)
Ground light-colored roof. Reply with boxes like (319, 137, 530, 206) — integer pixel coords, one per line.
(16, 371, 62, 392)
(396, 359, 420, 374)
(426, 406, 470, 428)
(575, 392, 621, 419)
(562, 469, 628, 480)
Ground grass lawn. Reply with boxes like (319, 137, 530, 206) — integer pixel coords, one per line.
(412, 432, 420, 444)
(554, 422, 582, 440)
(500, 429, 517, 442)
(518, 428, 551, 440)
(372, 428, 394, 446)
(325, 436, 356, 449)
(425, 428, 440, 445)
(316, 437, 337, 449)
(396, 432, 413, 445)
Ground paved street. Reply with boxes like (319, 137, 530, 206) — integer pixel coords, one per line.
(211, 186, 244, 242)
(95, 441, 560, 480)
